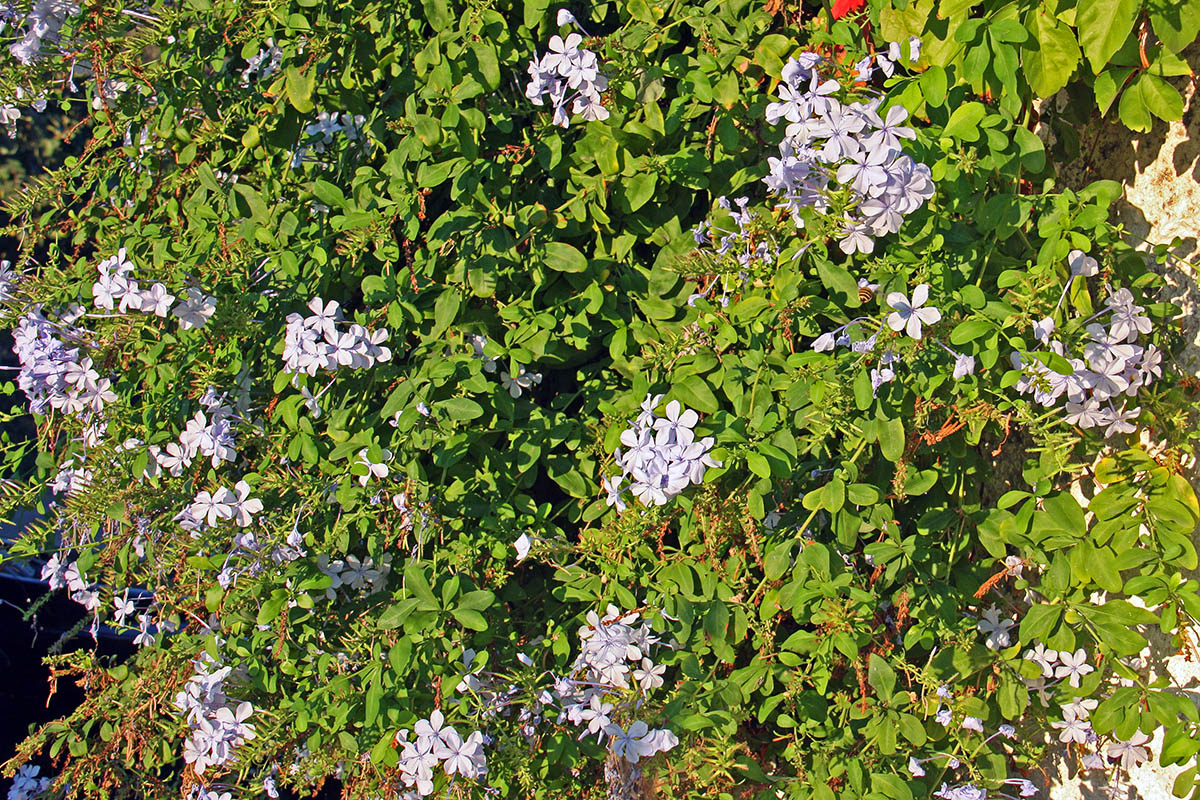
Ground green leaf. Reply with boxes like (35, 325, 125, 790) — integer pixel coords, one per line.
(1020, 603, 1062, 643)
(544, 241, 588, 273)
(746, 452, 771, 479)
(878, 416, 905, 462)
(430, 290, 460, 337)
(815, 259, 858, 303)
(950, 319, 991, 345)
(232, 183, 269, 224)
(1149, 0, 1200, 53)
(1014, 126, 1046, 171)
(868, 654, 897, 701)
(285, 66, 315, 113)
(421, 0, 453, 30)
(312, 179, 346, 209)
(673, 375, 720, 414)
(943, 102, 986, 141)
(470, 42, 500, 90)
(622, 173, 657, 212)
(1017, 10, 1084, 97)
(764, 542, 792, 581)
(441, 397, 484, 420)
(452, 608, 488, 631)
(256, 595, 286, 625)
(403, 563, 439, 608)
(1077, 0, 1140, 73)
(1118, 75, 1153, 132)
(1095, 67, 1135, 116)
(1136, 73, 1185, 122)
(377, 598, 420, 629)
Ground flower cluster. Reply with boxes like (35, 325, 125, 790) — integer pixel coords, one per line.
(1010, 253, 1159, 437)
(11, 310, 113, 418)
(762, 51, 933, 254)
(174, 654, 257, 776)
(468, 333, 542, 398)
(7, 765, 53, 800)
(605, 394, 720, 510)
(8, 0, 78, 65)
(1018, 643, 1151, 775)
(292, 111, 367, 168)
(240, 38, 282, 85)
(395, 709, 488, 795)
(180, 480, 263, 532)
(907, 687, 1036, 798)
(282, 297, 391, 375)
(558, 606, 678, 765)
(91, 248, 216, 329)
(315, 553, 391, 601)
(690, 195, 778, 277)
(524, 10, 609, 127)
(147, 394, 241, 478)
(853, 37, 921, 82)
(810, 282, 978, 394)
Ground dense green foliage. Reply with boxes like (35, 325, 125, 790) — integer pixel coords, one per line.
(1, 1, 1198, 799)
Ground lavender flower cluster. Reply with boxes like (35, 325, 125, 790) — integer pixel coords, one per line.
(240, 38, 282, 86)
(175, 654, 258, 776)
(762, 50, 933, 255)
(91, 248, 217, 329)
(468, 333, 543, 399)
(282, 297, 391, 375)
(690, 196, 777, 278)
(41, 551, 163, 643)
(524, 10, 609, 127)
(7, 0, 78, 65)
(907, 686, 1036, 799)
(292, 111, 367, 169)
(558, 606, 678, 766)
(11, 310, 113, 417)
(445, 605, 677, 800)
(315, 553, 391, 601)
(1011, 252, 1159, 437)
(604, 394, 721, 510)
(7, 765, 53, 800)
(1022, 642, 1151, 774)
(147, 390, 241, 478)
(395, 709, 489, 795)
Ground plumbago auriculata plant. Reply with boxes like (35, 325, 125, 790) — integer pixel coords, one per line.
(1, 1, 1199, 800)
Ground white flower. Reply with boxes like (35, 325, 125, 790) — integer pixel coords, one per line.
(977, 606, 1014, 650)
(1033, 317, 1055, 343)
(633, 658, 666, 692)
(172, 288, 217, 330)
(514, 533, 531, 562)
(605, 720, 653, 764)
(1051, 707, 1092, 744)
(1069, 249, 1099, 277)
(953, 353, 975, 380)
(1024, 642, 1058, 677)
(228, 480, 263, 527)
(812, 331, 837, 352)
(886, 284, 941, 339)
(140, 283, 176, 317)
(1054, 648, 1094, 688)
(113, 592, 136, 624)
(1107, 731, 1151, 770)
(355, 448, 391, 486)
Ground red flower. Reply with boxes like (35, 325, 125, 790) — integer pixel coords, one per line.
(832, 0, 866, 19)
